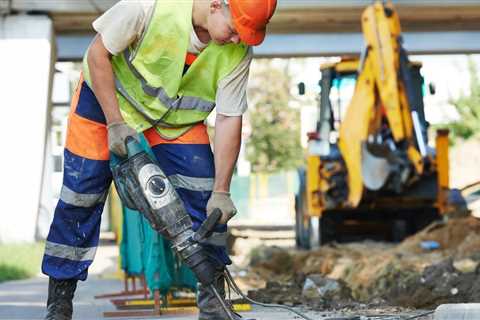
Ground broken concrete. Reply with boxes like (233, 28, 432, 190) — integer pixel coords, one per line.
(246, 217, 480, 311)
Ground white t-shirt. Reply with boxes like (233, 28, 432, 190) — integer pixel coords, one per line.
(92, 0, 252, 116)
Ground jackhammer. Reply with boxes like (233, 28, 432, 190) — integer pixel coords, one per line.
(111, 137, 312, 320)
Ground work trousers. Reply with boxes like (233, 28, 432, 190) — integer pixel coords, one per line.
(42, 77, 229, 281)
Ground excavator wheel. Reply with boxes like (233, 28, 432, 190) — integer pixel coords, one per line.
(295, 168, 313, 249)
(295, 169, 335, 249)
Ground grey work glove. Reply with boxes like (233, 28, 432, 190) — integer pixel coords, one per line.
(107, 121, 138, 157)
(206, 191, 237, 225)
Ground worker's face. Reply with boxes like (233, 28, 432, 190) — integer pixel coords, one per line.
(207, 1, 241, 45)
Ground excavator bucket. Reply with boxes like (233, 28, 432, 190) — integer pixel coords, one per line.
(361, 144, 391, 191)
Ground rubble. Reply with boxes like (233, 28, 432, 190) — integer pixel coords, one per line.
(302, 275, 353, 307)
(382, 257, 480, 308)
(245, 217, 480, 310)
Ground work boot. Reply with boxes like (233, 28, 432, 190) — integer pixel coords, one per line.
(44, 277, 77, 320)
(197, 270, 253, 320)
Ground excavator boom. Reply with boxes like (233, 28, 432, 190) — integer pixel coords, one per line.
(339, 1, 424, 207)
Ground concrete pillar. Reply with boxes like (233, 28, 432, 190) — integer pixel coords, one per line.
(0, 14, 55, 243)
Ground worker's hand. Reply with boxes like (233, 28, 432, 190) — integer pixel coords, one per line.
(107, 121, 138, 157)
(206, 191, 237, 225)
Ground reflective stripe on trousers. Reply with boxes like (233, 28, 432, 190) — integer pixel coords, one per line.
(144, 126, 230, 266)
(42, 78, 111, 280)
(42, 78, 229, 281)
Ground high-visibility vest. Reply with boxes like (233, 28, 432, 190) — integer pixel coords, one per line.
(83, 0, 249, 139)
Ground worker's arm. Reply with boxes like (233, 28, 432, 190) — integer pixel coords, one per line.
(87, 35, 137, 156)
(87, 35, 123, 124)
(206, 49, 252, 224)
(213, 114, 242, 192)
(87, 0, 146, 124)
(206, 114, 242, 224)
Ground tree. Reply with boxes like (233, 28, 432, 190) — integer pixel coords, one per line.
(445, 57, 480, 143)
(246, 59, 304, 173)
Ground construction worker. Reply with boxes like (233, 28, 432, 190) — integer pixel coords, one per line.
(41, 0, 276, 319)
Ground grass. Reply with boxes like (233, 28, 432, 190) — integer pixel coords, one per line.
(0, 242, 44, 283)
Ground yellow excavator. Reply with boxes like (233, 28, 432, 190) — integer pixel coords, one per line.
(295, 1, 463, 248)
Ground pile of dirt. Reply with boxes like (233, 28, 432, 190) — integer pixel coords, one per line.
(382, 257, 480, 308)
(396, 217, 480, 257)
(247, 217, 480, 309)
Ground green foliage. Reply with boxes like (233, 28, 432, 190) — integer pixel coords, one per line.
(0, 242, 44, 282)
(246, 60, 304, 173)
(0, 265, 30, 282)
(444, 58, 480, 143)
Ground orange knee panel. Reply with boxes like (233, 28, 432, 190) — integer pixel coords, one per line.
(65, 76, 109, 161)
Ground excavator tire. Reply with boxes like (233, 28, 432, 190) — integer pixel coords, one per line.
(295, 168, 335, 249)
(295, 168, 312, 249)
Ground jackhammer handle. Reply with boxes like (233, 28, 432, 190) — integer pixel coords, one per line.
(194, 208, 222, 242)
(109, 136, 142, 169)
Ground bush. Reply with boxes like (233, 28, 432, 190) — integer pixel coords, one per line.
(0, 242, 44, 283)
(443, 57, 480, 144)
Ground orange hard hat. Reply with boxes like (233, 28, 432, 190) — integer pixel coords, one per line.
(228, 0, 277, 46)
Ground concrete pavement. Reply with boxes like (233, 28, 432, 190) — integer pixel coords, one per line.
(0, 275, 121, 319)
(0, 275, 336, 320)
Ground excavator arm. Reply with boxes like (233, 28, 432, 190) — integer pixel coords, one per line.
(338, 1, 425, 207)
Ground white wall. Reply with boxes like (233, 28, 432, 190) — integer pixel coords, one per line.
(0, 15, 55, 243)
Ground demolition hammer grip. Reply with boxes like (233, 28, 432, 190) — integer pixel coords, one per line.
(109, 136, 142, 169)
(193, 208, 222, 242)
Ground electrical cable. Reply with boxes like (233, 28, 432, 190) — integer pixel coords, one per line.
(223, 268, 434, 320)
(224, 268, 314, 320)
(210, 284, 237, 320)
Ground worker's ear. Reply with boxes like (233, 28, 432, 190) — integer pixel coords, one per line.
(209, 0, 223, 13)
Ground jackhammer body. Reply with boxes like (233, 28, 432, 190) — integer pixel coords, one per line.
(110, 137, 220, 286)
(110, 137, 314, 320)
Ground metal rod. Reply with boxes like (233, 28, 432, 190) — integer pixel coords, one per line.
(141, 275, 148, 300)
(153, 290, 161, 315)
(132, 276, 137, 291)
(209, 284, 236, 320)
